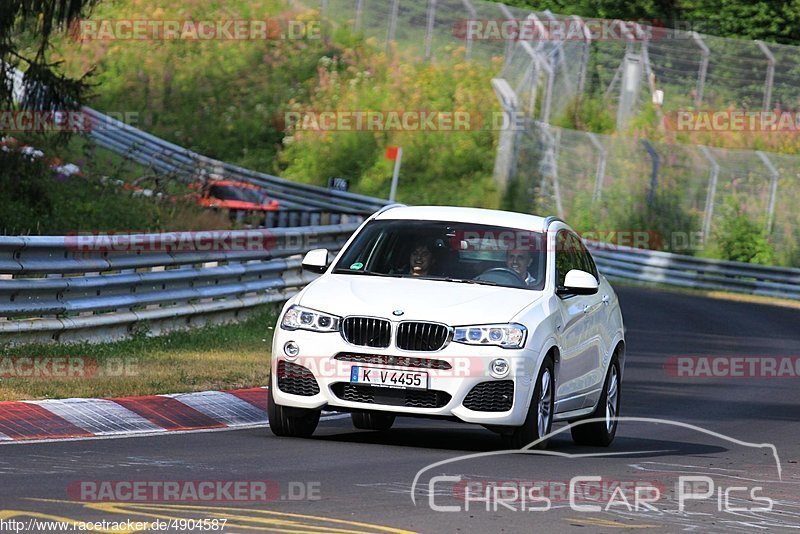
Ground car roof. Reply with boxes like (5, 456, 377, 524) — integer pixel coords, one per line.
(373, 205, 551, 232)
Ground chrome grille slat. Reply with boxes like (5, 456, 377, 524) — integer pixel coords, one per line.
(341, 316, 391, 348)
(396, 321, 449, 352)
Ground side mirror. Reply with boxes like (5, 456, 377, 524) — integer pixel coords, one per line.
(301, 248, 329, 274)
(559, 269, 599, 296)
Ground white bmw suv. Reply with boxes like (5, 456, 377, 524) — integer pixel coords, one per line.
(268, 206, 625, 448)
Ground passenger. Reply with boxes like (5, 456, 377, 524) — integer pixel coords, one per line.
(506, 249, 537, 286)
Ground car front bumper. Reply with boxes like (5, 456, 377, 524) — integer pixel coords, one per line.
(270, 327, 541, 426)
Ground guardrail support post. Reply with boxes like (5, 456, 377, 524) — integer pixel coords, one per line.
(756, 151, 779, 235)
(698, 146, 720, 240)
(756, 41, 775, 111)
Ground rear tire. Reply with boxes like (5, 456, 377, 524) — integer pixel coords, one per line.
(503, 357, 554, 449)
(351, 411, 395, 431)
(267, 384, 321, 438)
(570, 357, 620, 447)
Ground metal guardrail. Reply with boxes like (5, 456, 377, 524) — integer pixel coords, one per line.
(0, 224, 359, 344)
(2, 227, 798, 345)
(83, 108, 389, 218)
(589, 242, 800, 300)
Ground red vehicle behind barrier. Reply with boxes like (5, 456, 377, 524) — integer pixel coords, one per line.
(195, 180, 280, 212)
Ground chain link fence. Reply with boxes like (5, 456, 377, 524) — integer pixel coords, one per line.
(313, 0, 800, 263)
(319, 0, 800, 116)
(504, 121, 799, 265)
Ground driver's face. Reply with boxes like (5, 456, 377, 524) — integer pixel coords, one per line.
(410, 245, 433, 276)
(507, 251, 533, 277)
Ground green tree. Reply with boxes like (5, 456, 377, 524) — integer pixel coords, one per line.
(1, 1, 97, 118)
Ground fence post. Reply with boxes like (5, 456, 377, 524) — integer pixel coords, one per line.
(756, 151, 779, 235)
(641, 139, 660, 206)
(570, 15, 591, 100)
(522, 16, 554, 123)
(616, 53, 642, 130)
(587, 133, 607, 205)
(699, 146, 719, 240)
(424, 0, 436, 60)
(491, 78, 520, 191)
(354, 0, 364, 32)
(756, 41, 775, 111)
(691, 31, 709, 107)
(386, 0, 400, 55)
(497, 3, 516, 69)
(634, 23, 656, 97)
(320, 0, 329, 27)
(518, 41, 540, 117)
(460, 0, 477, 60)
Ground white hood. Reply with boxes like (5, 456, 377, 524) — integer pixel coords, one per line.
(297, 274, 542, 324)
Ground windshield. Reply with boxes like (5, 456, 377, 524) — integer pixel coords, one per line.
(333, 219, 546, 290)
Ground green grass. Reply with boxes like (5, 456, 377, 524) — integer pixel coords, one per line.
(0, 305, 278, 401)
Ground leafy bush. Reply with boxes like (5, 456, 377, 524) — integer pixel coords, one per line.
(278, 48, 502, 206)
(713, 201, 775, 264)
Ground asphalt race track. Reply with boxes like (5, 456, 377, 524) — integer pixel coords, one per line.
(1, 286, 798, 533)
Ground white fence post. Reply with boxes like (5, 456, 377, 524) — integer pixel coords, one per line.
(491, 78, 520, 191)
(354, 0, 364, 32)
(756, 151, 779, 234)
(699, 146, 720, 240)
(691, 31, 710, 107)
(386, 0, 400, 55)
(587, 133, 607, 204)
(756, 41, 775, 111)
(460, 0, 477, 59)
(424, 0, 436, 60)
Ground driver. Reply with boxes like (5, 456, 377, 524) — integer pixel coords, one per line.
(506, 249, 537, 286)
(409, 242, 435, 277)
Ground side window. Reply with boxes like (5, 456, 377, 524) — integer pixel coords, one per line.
(555, 230, 577, 288)
(570, 233, 599, 280)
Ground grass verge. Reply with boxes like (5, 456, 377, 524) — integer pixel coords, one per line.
(0, 306, 278, 402)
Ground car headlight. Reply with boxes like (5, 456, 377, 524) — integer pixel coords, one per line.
(453, 323, 527, 348)
(281, 305, 341, 332)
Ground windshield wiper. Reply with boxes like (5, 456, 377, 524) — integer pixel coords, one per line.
(430, 277, 498, 286)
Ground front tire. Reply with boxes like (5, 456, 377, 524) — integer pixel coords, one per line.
(504, 357, 554, 449)
(351, 411, 395, 431)
(267, 384, 321, 438)
(570, 357, 620, 447)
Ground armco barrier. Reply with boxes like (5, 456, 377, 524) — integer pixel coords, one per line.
(0, 224, 359, 345)
(588, 243, 800, 300)
(2, 226, 798, 345)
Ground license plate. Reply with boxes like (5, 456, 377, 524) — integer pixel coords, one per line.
(350, 366, 428, 390)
